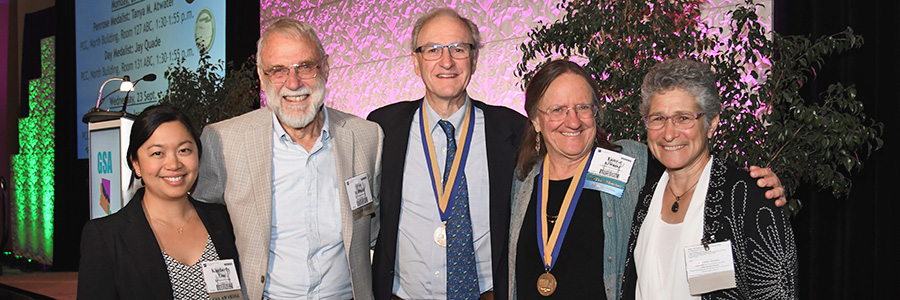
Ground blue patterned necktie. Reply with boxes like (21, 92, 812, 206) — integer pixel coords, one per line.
(438, 120, 480, 299)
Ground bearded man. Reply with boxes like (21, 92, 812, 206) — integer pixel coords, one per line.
(193, 18, 383, 300)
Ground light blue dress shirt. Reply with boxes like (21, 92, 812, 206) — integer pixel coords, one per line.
(265, 109, 353, 300)
(394, 97, 493, 298)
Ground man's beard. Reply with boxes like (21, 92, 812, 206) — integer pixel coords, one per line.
(264, 79, 326, 129)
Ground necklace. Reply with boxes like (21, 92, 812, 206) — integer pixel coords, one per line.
(666, 179, 700, 213)
(148, 211, 195, 234)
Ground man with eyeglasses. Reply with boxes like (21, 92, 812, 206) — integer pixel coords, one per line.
(368, 7, 526, 300)
(194, 18, 383, 300)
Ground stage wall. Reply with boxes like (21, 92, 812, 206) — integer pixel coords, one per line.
(258, 0, 772, 117)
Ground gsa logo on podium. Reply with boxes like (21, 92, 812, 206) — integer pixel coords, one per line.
(98, 151, 114, 174)
(97, 150, 114, 214)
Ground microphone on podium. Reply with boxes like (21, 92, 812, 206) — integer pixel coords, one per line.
(82, 73, 155, 123)
(84, 76, 132, 123)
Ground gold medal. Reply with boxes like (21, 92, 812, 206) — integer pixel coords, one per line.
(537, 272, 557, 296)
(433, 224, 447, 247)
(534, 153, 590, 298)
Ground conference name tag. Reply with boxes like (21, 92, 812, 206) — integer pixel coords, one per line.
(584, 148, 634, 197)
(201, 259, 243, 300)
(345, 173, 376, 220)
(684, 240, 738, 295)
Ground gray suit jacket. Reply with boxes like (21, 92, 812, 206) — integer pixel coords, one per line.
(194, 107, 383, 300)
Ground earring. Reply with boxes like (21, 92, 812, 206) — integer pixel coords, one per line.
(535, 133, 541, 152)
(135, 172, 141, 178)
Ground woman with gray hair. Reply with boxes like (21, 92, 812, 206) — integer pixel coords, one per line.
(620, 58, 797, 299)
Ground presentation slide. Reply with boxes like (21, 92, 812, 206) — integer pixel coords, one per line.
(75, 0, 226, 159)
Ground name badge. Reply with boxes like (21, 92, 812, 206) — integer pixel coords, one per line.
(684, 240, 738, 295)
(201, 259, 243, 300)
(584, 148, 634, 197)
(345, 173, 375, 219)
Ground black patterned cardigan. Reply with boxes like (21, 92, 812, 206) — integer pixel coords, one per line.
(620, 157, 798, 299)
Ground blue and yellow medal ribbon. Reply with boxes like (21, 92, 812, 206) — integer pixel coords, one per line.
(536, 150, 594, 270)
(419, 100, 474, 221)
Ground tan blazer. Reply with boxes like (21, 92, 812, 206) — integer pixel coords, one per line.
(194, 107, 383, 300)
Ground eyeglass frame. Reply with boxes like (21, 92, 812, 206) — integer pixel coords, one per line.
(261, 61, 322, 85)
(536, 104, 599, 121)
(642, 112, 706, 130)
(413, 42, 476, 61)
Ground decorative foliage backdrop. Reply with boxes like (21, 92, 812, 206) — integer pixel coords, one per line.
(169, 1, 885, 217)
(258, 0, 769, 117)
(12, 37, 55, 265)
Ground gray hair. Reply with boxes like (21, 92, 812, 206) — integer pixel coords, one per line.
(256, 18, 326, 66)
(640, 58, 721, 127)
(410, 8, 482, 59)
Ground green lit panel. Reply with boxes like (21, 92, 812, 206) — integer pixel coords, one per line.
(11, 36, 55, 266)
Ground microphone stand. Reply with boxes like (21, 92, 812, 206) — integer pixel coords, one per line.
(82, 73, 153, 123)
(121, 73, 157, 113)
(83, 76, 132, 123)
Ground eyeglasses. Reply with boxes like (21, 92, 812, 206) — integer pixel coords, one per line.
(537, 104, 598, 121)
(413, 43, 476, 61)
(642, 113, 705, 130)
(262, 62, 320, 84)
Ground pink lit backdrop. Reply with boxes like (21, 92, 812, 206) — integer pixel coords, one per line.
(259, 0, 772, 118)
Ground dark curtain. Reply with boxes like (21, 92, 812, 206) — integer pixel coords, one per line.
(775, 0, 900, 298)
(53, 0, 83, 271)
(225, 1, 261, 108)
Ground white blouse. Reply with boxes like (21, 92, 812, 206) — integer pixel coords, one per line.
(633, 158, 713, 300)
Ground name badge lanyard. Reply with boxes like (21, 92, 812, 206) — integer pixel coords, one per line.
(420, 100, 474, 223)
(536, 151, 593, 275)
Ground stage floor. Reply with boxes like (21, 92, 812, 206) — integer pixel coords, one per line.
(0, 270, 76, 300)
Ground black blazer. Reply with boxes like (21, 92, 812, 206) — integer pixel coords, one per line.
(77, 188, 240, 300)
(367, 98, 526, 300)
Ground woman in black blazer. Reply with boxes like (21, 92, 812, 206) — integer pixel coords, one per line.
(78, 105, 240, 299)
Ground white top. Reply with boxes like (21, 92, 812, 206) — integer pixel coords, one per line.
(634, 158, 713, 300)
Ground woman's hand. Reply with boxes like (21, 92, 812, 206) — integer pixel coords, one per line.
(749, 166, 786, 207)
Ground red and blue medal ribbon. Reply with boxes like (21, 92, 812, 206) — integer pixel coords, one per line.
(536, 150, 594, 270)
(420, 100, 474, 222)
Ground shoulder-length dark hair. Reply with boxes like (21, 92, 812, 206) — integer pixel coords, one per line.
(125, 104, 202, 181)
(514, 59, 619, 180)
